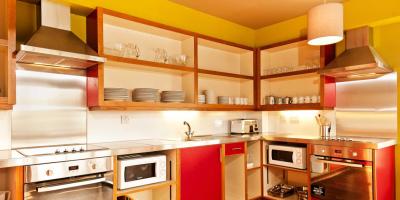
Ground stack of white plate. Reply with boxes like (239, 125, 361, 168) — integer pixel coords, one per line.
(198, 95, 206, 104)
(132, 88, 159, 102)
(104, 88, 129, 101)
(161, 91, 185, 103)
(204, 90, 216, 104)
(218, 96, 230, 104)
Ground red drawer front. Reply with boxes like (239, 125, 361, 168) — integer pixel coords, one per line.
(225, 142, 245, 156)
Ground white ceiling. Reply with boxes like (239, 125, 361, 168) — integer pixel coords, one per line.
(169, 0, 343, 29)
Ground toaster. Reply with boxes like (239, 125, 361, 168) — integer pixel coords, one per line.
(230, 119, 259, 134)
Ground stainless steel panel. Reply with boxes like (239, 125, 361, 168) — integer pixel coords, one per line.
(335, 72, 397, 138)
(12, 67, 87, 148)
(25, 157, 112, 183)
(312, 145, 372, 161)
(25, 172, 113, 200)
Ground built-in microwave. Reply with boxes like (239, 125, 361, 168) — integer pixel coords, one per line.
(268, 145, 307, 169)
(117, 154, 167, 189)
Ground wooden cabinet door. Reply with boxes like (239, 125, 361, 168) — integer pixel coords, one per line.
(180, 145, 222, 200)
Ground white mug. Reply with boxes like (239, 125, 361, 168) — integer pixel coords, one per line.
(234, 97, 241, 105)
(304, 96, 311, 104)
(298, 96, 305, 104)
(292, 97, 298, 104)
(311, 95, 318, 103)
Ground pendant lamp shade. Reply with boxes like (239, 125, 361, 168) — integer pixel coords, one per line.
(308, 2, 344, 46)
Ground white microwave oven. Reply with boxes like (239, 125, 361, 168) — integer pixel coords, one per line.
(117, 154, 167, 189)
(268, 145, 307, 169)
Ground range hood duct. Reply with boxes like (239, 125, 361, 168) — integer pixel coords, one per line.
(16, 0, 105, 69)
(320, 26, 392, 82)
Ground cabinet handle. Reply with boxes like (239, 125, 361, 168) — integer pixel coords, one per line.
(232, 147, 242, 151)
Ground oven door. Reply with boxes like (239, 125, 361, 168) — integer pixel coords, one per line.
(24, 172, 113, 200)
(118, 156, 166, 189)
(311, 156, 373, 200)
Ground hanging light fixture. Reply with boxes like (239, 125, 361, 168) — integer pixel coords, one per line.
(307, 2, 344, 46)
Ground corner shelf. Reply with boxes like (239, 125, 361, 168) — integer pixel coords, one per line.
(260, 68, 319, 79)
(198, 68, 253, 80)
(260, 103, 333, 111)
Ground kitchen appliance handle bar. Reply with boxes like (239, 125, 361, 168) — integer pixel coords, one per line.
(37, 177, 106, 193)
(316, 158, 363, 168)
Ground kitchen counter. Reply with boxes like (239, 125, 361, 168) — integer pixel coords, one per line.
(0, 133, 396, 168)
(262, 133, 397, 149)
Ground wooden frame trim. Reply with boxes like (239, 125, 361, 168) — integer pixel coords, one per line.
(260, 68, 319, 79)
(198, 69, 254, 80)
(105, 54, 195, 72)
(258, 37, 307, 50)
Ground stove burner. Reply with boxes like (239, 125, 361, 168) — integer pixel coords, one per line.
(322, 136, 353, 142)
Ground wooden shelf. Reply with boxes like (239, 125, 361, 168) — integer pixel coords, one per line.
(264, 193, 298, 200)
(247, 165, 261, 171)
(249, 196, 264, 200)
(260, 68, 319, 79)
(90, 101, 197, 111)
(117, 180, 175, 196)
(260, 103, 333, 111)
(199, 68, 253, 80)
(0, 97, 11, 110)
(105, 54, 194, 72)
(195, 104, 255, 111)
(0, 39, 7, 47)
(263, 164, 307, 174)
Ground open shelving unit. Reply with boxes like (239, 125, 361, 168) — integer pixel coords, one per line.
(258, 38, 336, 111)
(86, 8, 256, 111)
(246, 140, 263, 200)
(0, 0, 15, 110)
(262, 141, 312, 200)
(114, 149, 178, 200)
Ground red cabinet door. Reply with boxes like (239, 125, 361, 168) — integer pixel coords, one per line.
(180, 145, 222, 200)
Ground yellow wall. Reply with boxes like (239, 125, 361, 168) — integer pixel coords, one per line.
(255, 0, 400, 47)
(61, 0, 255, 46)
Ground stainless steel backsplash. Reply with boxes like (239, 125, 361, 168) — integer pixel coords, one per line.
(11, 66, 87, 148)
(335, 73, 397, 138)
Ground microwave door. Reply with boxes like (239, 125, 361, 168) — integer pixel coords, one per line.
(271, 149, 294, 164)
(125, 163, 157, 182)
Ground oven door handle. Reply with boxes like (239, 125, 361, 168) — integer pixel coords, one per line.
(37, 177, 106, 193)
(316, 158, 364, 168)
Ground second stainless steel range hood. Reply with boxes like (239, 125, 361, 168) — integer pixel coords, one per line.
(320, 26, 392, 82)
(16, 0, 105, 69)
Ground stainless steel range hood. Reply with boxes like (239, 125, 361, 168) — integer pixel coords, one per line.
(320, 26, 392, 82)
(16, 0, 105, 69)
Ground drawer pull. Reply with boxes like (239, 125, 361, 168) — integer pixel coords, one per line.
(232, 147, 242, 151)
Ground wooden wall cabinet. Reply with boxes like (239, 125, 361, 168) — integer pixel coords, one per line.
(86, 8, 256, 111)
(0, 0, 16, 110)
(258, 38, 336, 111)
(180, 145, 222, 200)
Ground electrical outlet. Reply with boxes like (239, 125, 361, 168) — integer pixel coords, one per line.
(121, 115, 130, 124)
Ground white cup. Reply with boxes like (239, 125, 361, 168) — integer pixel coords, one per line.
(304, 96, 311, 103)
(317, 95, 321, 103)
(234, 97, 241, 105)
(311, 95, 318, 103)
(243, 98, 248, 105)
(298, 96, 305, 104)
(292, 97, 298, 104)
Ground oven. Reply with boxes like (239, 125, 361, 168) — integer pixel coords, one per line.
(311, 145, 373, 200)
(24, 157, 113, 200)
(117, 154, 167, 190)
(268, 144, 307, 169)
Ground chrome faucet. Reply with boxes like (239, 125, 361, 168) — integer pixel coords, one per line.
(183, 121, 194, 140)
